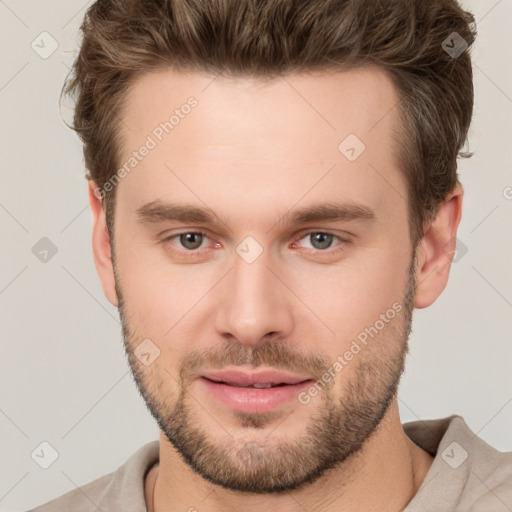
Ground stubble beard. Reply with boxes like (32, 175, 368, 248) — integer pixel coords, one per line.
(115, 255, 416, 494)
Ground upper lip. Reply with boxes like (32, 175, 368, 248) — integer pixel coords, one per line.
(200, 368, 312, 386)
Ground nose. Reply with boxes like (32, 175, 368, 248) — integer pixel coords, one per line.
(214, 247, 294, 348)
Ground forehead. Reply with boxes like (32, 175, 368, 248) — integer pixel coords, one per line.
(115, 65, 405, 223)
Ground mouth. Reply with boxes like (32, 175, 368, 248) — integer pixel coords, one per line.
(201, 368, 312, 387)
(203, 378, 303, 389)
(198, 369, 314, 414)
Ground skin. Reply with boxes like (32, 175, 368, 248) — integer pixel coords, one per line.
(88, 65, 462, 511)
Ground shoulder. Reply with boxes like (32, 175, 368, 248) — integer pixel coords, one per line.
(28, 441, 159, 512)
(28, 472, 115, 512)
(454, 418, 512, 510)
(404, 415, 512, 511)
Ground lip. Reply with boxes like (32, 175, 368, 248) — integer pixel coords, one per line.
(201, 368, 311, 387)
(198, 368, 313, 414)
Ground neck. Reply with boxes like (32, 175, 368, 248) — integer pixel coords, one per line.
(147, 399, 434, 512)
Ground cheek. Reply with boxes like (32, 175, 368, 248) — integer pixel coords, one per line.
(114, 243, 204, 338)
(291, 245, 410, 344)
(310, 255, 410, 390)
(114, 221, 411, 358)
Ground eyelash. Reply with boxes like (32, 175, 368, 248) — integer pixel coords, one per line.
(162, 230, 350, 257)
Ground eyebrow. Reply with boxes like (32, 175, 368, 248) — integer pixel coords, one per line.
(135, 200, 376, 229)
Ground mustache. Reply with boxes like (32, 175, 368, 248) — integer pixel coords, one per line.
(178, 340, 331, 385)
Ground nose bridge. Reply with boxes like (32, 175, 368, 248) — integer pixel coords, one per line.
(215, 245, 293, 345)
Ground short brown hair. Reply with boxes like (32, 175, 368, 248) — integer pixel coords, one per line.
(62, 0, 477, 246)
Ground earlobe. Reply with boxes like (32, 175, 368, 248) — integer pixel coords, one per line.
(414, 184, 464, 309)
(88, 181, 119, 308)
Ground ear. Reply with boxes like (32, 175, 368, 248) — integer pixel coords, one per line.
(88, 181, 119, 307)
(414, 184, 463, 309)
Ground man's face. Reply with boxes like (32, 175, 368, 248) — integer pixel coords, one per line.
(111, 66, 416, 492)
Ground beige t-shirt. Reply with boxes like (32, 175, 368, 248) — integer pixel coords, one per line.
(28, 415, 512, 511)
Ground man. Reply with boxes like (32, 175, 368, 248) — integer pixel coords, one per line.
(30, 0, 512, 511)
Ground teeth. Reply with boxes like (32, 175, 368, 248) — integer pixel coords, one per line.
(217, 381, 284, 388)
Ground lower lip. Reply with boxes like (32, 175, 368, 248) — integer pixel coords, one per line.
(200, 377, 313, 414)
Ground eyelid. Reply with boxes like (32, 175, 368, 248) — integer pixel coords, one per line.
(163, 229, 351, 254)
(293, 230, 351, 251)
(294, 227, 352, 241)
(163, 230, 217, 250)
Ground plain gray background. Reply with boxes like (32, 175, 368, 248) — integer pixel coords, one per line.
(1, 0, 511, 510)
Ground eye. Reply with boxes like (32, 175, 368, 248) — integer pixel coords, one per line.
(165, 231, 209, 251)
(162, 230, 349, 257)
(295, 231, 348, 253)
